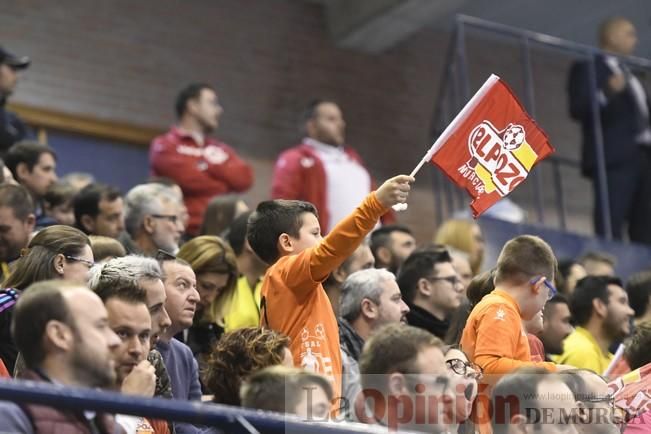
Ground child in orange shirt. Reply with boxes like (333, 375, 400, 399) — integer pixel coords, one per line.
(247, 174, 413, 412)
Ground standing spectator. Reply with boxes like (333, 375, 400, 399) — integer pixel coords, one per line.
(0, 184, 34, 280)
(324, 240, 375, 315)
(568, 17, 651, 242)
(42, 182, 76, 227)
(122, 183, 185, 256)
(369, 225, 416, 275)
(0, 281, 123, 434)
(176, 236, 238, 366)
(74, 183, 125, 239)
(5, 141, 57, 226)
(626, 270, 651, 326)
(0, 225, 91, 373)
(149, 83, 253, 236)
(397, 248, 464, 339)
(200, 194, 248, 237)
(556, 276, 634, 373)
(272, 99, 394, 233)
(225, 211, 267, 330)
(579, 251, 616, 276)
(537, 295, 573, 358)
(0, 46, 29, 156)
(434, 219, 485, 275)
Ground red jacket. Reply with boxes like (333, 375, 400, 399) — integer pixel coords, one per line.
(149, 127, 253, 235)
(271, 142, 395, 231)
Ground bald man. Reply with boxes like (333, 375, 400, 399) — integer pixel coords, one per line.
(568, 17, 651, 243)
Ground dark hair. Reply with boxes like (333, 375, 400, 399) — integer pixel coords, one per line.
(11, 280, 76, 368)
(370, 225, 413, 259)
(444, 299, 472, 345)
(301, 99, 336, 125)
(73, 183, 122, 234)
(626, 271, 651, 319)
(201, 195, 243, 238)
(466, 269, 496, 307)
(93, 276, 147, 305)
(5, 141, 57, 180)
(556, 259, 577, 294)
(359, 323, 443, 394)
(0, 184, 34, 220)
(227, 211, 252, 256)
(543, 294, 569, 318)
(247, 199, 318, 264)
(494, 235, 556, 285)
(175, 83, 215, 118)
(4, 225, 90, 290)
(396, 248, 452, 304)
(570, 276, 623, 326)
(205, 327, 290, 406)
(44, 182, 76, 208)
(624, 321, 651, 370)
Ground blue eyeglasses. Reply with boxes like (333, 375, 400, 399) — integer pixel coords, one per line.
(531, 277, 557, 300)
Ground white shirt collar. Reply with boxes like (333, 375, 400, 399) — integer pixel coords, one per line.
(304, 137, 344, 155)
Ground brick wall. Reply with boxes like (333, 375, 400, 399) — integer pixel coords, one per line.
(0, 0, 594, 241)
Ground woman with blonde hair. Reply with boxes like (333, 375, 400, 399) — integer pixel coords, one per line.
(434, 219, 485, 275)
(176, 236, 238, 360)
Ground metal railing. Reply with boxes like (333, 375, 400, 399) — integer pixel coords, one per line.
(430, 14, 651, 238)
(0, 379, 404, 434)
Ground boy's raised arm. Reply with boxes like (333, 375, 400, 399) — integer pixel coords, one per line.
(310, 175, 414, 282)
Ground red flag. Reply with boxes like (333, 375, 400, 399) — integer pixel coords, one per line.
(608, 362, 651, 422)
(429, 74, 555, 217)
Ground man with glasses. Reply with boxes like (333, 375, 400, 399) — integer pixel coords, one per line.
(0, 46, 29, 156)
(149, 83, 253, 236)
(397, 248, 464, 339)
(358, 323, 451, 433)
(122, 183, 185, 256)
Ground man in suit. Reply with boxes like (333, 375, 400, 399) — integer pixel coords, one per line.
(568, 17, 651, 243)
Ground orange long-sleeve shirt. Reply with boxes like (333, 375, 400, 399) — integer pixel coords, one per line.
(260, 192, 387, 405)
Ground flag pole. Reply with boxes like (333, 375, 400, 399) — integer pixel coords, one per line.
(392, 149, 437, 211)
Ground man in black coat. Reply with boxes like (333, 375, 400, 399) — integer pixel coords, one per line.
(0, 46, 30, 157)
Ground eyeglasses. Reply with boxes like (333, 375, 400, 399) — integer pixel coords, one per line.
(530, 277, 557, 300)
(426, 275, 461, 286)
(582, 395, 615, 409)
(64, 255, 96, 269)
(446, 358, 483, 380)
(150, 214, 178, 224)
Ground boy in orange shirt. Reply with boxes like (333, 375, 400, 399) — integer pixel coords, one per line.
(247, 174, 413, 414)
(460, 235, 570, 432)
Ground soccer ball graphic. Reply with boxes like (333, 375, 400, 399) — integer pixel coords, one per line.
(502, 124, 526, 151)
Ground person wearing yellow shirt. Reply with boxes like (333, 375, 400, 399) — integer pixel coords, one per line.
(555, 275, 634, 375)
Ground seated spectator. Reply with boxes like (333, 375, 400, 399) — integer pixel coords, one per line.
(240, 366, 333, 421)
(444, 347, 482, 434)
(0, 184, 35, 281)
(146, 177, 190, 233)
(0, 225, 91, 373)
(5, 141, 57, 227)
(557, 276, 634, 373)
(580, 251, 616, 276)
(60, 171, 94, 192)
(324, 240, 374, 315)
(538, 295, 573, 358)
(444, 299, 472, 346)
(358, 323, 451, 432)
(175, 236, 238, 361)
(434, 219, 485, 275)
(89, 235, 127, 263)
(465, 269, 495, 307)
(524, 310, 546, 362)
(74, 183, 125, 239)
(491, 367, 578, 434)
(224, 211, 266, 329)
(397, 248, 464, 339)
(0, 280, 122, 434)
(626, 270, 651, 326)
(201, 194, 248, 237)
(42, 181, 76, 227)
(205, 327, 293, 406)
(556, 258, 587, 295)
(369, 224, 416, 274)
(560, 369, 619, 434)
(122, 183, 185, 256)
(447, 246, 473, 295)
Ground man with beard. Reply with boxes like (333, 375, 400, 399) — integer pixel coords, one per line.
(397, 248, 465, 339)
(324, 240, 375, 315)
(370, 225, 416, 275)
(538, 295, 573, 359)
(556, 276, 634, 373)
(0, 281, 124, 433)
(272, 99, 394, 234)
(149, 83, 253, 236)
(122, 183, 185, 256)
(0, 184, 34, 281)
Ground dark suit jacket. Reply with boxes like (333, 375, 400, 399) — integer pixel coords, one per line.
(567, 55, 650, 177)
